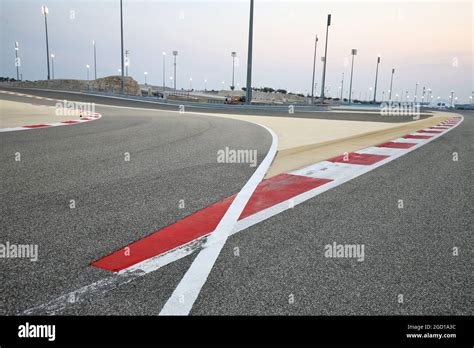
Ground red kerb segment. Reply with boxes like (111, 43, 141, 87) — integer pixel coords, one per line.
(403, 134, 432, 139)
(327, 152, 389, 165)
(91, 173, 332, 272)
(377, 142, 416, 149)
(23, 124, 50, 128)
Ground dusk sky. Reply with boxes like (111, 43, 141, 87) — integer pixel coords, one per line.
(1, 0, 472, 102)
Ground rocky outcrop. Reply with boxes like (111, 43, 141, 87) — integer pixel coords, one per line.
(3, 76, 141, 96)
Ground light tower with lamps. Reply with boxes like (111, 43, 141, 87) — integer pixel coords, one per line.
(119, 0, 124, 94)
(348, 48, 357, 104)
(310, 35, 318, 104)
(388, 68, 395, 102)
(93, 40, 97, 80)
(373, 55, 381, 103)
(340, 72, 344, 100)
(162, 52, 166, 90)
(41, 5, 51, 80)
(173, 51, 178, 91)
(14, 42, 20, 80)
(231, 52, 237, 91)
(245, 0, 254, 104)
(320, 14, 332, 103)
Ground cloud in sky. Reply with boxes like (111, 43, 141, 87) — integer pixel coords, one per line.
(1, 0, 472, 102)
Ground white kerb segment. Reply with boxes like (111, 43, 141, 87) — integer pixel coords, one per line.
(159, 125, 278, 316)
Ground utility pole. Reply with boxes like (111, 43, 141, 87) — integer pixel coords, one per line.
(348, 49, 357, 104)
(14, 41, 20, 80)
(120, 0, 124, 94)
(246, 0, 254, 104)
(173, 51, 178, 91)
(162, 52, 166, 91)
(93, 40, 97, 80)
(320, 14, 331, 103)
(231, 52, 237, 90)
(388, 68, 395, 102)
(41, 5, 50, 80)
(373, 55, 380, 103)
(311, 35, 318, 104)
(340, 72, 344, 100)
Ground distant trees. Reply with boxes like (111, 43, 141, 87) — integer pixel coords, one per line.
(0, 77, 17, 82)
(241, 86, 288, 94)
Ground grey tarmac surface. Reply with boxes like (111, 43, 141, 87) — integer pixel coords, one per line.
(0, 86, 432, 122)
(191, 111, 473, 315)
(0, 88, 469, 316)
(0, 91, 271, 315)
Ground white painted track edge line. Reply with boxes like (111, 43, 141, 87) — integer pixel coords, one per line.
(19, 113, 462, 315)
(158, 124, 278, 316)
(20, 123, 278, 316)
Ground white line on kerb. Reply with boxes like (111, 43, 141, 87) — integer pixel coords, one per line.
(159, 125, 278, 315)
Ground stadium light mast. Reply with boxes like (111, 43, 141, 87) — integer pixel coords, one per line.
(373, 55, 381, 103)
(14, 42, 20, 80)
(41, 5, 50, 80)
(388, 68, 395, 102)
(320, 14, 331, 103)
(310, 35, 319, 104)
(231, 52, 237, 91)
(340, 72, 344, 100)
(162, 52, 166, 90)
(93, 40, 97, 80)
(348, 49, 357, 104)
(173, 51, 178, 91)
(120, 0, 124, 94)
(246, 0, 254, 104)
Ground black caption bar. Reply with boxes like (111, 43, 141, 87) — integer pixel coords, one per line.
(0, 316, 472, 346)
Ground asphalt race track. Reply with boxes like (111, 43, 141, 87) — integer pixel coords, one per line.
(1, 88, 471, 316)
(0, 89, 271, 315)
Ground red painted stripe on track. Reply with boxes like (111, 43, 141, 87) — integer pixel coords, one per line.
(328, 152, 389, 165)
(91, 173, 332, 272)
(61, 120, 79, 124)
(403, 134, 432, 139)
(23, 124, 50, 128)
(377, 141, 416, 149)
(417, 130, 443, 134)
